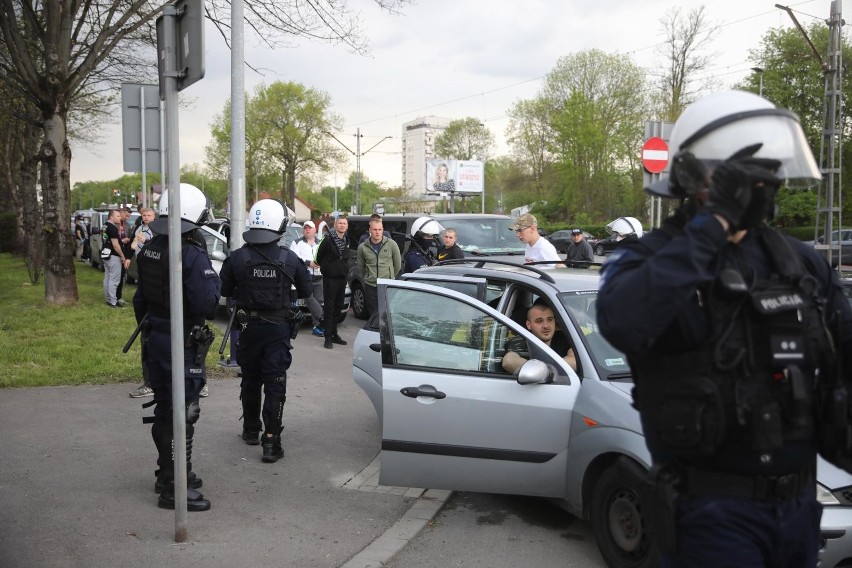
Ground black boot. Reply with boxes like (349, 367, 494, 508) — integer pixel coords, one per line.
(324, 337, 333, 349)
(155, 470, 202, 493)
(157, 479, 212, 512)
(240, 387, 262, 445)
(241, 428, 260, 445)
(262, 434, 284, 463)
(331, 334, 347, 345)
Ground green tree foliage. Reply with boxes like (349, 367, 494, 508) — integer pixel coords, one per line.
(205, 81, 346, 207)
(505, 98, 557, 199)
(434, 118, 496, 161)
(743, 22, 852, 222)
(542, 49, 650, 223)
(0, 0, 410, 305)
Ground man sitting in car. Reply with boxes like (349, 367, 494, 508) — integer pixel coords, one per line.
(502, 300, 576, 372)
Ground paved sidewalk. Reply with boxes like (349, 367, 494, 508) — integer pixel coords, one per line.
(0, 342, 449, 568)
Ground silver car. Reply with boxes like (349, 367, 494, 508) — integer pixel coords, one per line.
(352, 261, 852, 568)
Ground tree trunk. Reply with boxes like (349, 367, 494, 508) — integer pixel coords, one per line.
(19, 124, 43, 281)
(40, 112, 78, 304)
(285, 162, 297, 208)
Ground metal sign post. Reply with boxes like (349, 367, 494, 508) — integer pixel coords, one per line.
(155, 0, 205, 543)
(121, 83, 162, 207)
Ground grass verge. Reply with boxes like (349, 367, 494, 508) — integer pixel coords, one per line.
(0, 253, 226, 388)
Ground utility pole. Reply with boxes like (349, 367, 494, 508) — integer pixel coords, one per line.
(324, 130, 392, 215)
(779, 2, 844, 269)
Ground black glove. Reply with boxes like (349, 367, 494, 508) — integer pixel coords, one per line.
(704, 144, 782, 232)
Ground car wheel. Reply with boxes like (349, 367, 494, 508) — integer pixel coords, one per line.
(594, 244, 605, 256)
(351, 283, 368, 320)
(590, 458, 659, 568)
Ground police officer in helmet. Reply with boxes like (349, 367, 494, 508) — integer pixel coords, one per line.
(219, 199, 312, 463)
(133, 183, 221, 511)
(402, 216, 443, 273)
(597, 90, 852, 566)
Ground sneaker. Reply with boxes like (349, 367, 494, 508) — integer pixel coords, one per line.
(129, 385, 154, 398)
(311, 326, 325, 337)
(116, 299, 128, 307)
(331, 335, 347, 346)
(199, 384, 209, 398)
(107, 303, 124, 309)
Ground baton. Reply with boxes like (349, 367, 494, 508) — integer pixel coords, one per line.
(122, 313, 149, 353)
(219, 305, 237, 356)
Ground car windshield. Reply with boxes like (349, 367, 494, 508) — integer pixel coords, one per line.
(278, 224, 304, 249)
(447, 218, 525, 255)
(557, 290, 631, 379)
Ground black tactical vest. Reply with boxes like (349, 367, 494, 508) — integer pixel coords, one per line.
(632, 228, 835, 460)
(137, 234, 170, 315)
(231, 245, 297, 311)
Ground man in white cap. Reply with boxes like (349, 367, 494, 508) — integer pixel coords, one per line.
(290, 220, 325, 336)
(510, 213, 561, 266)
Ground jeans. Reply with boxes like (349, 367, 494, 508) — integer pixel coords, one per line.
(103, 256, 122, 305)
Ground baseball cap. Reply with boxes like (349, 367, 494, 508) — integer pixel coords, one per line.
(571, 228, 582, 235)
(510, 213, 537, 231)
(304, 220, 316, 228)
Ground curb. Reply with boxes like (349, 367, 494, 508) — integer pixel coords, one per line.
(339, 488, 452, 568)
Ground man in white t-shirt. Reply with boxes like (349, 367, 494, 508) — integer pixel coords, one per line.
(290, 221, 325, 337)
(510, 213, 561, 267)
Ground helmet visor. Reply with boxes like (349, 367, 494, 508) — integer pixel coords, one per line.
(776, 118, 821, 189)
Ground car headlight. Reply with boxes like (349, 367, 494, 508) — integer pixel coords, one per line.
(817, 482, 841, 505)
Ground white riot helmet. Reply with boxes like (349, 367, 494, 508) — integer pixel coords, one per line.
(244, 199, 289, 244)
(411, 216, 444, 238)
(149, 183, 211, 234)
(647, 90, 822, 198)
(606, 217, 643, 241)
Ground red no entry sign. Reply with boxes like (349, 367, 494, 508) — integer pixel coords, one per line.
(642, 137, 669, 174)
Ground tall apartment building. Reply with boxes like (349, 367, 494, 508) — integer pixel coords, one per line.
(401, 116, 451, 194)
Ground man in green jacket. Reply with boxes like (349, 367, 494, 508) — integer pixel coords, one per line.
(357, 217, 401, 320)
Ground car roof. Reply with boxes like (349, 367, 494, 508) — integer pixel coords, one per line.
(413, 260, 601, 292)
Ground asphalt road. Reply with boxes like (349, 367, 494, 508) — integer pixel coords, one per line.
(0, 309, 610, 567)
(385, 492, 607, 568)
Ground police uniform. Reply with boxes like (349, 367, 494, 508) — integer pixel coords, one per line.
(402, 241, 435, 274)
(598, 210, 852, 565)
(219, 239, 311, 462)
(133, 228, 221, 510)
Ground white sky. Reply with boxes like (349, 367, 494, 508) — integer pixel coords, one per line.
(70, 0, 836, 191)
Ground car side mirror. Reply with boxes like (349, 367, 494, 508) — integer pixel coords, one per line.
(517, 359, 554, 385)
(211, 251, 227, 262)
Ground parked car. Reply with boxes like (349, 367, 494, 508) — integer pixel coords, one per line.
(548, 229, 598, 255)
(346, 213, 527, 319)
(203, 222, 349, 323)
(593, 234, 624, 256)
(351, 260, 852, 568)
(806, 229, 852, 266)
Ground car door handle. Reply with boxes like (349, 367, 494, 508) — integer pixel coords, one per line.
(370, 343, 381, 352)
(400, 385, 446, 400)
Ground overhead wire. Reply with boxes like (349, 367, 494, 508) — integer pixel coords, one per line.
(344, 1, 826, 131)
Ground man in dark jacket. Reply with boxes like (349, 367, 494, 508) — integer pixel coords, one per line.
(316, 216, 351, 349)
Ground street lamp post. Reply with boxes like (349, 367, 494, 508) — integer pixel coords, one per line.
(751, 67, 765, 97)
